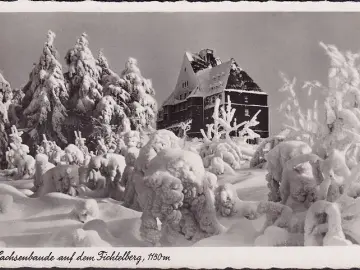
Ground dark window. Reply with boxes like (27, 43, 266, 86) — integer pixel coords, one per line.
(212, 96, 216, 104)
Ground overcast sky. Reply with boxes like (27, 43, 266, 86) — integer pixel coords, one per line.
(1, 12, 360, 135)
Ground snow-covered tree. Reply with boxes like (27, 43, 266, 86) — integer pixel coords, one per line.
(96, 51, 131, 120)
(5, 126, 35, 179)
(0, 73, 11, 168)
(21, 30, 69, 147)
(90, 54, 157, 151)
(119, 57, 157, 131)
(65, 33, 103, 114)
(199, 96, 260, 174)
(86, 51, 130, 151)
(277, 73, 326, 148)
(279, 42, 360, 158)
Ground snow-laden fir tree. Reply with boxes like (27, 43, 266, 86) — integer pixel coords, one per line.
(20, 30, 69, 149)
(119, 57, 157, 131)
(0, 72, 12, 125)
(65, 33, 103, 114)
(89, 51, 132, 151)
(91, 54, 157, 151)
(94, 51, 130, 127)
(96, 50, 131, 116)
(96, 53, 157, 133)
(0, 72, 11, 168)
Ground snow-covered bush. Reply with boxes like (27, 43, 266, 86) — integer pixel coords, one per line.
(0, 194, 13, 214)
(121, 147, 140, 208)
(74, 131, 91, 165)
(215, 170, 360, 246)
(116, 129, 149, 156)
(124, 129, 181, 211)
(140, 148, 225, 246)
(72, 199, 100, 223)
(5, 126, 35, 179)
(32, 165, 82, 197)
(84, 153, 126, 199)
(250, 133, 287, 169)
(21, 30, 69, 147)
(33, 153, 55, 192)
(36, 135, 65, 165)
(63, 144, 85, 166)
(304, 200, 352, 246)
(266, 140, 313, 184)
(215, 183, 293, 235)
(36, 134, 86, 167)
(200, 96, 260, 175)
(255, 40, 360, 244)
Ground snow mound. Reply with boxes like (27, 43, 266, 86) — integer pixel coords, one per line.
(72, 199, 100, 223)
(0, 194, 13, 214)
(44, 228, 111, 247)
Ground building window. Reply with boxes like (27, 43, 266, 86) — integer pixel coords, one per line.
(245, 108, 250, 117)
(244, 96, 248, 103)
(185, 67, 186, 72)
(212, 96, 216, 104)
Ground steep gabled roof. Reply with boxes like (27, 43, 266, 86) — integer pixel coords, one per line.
(226, 60, 262, 92)
(161, 49, 265, 107)
(188, 60, 232, 98)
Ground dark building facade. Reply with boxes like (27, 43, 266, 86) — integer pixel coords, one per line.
(157, 49, 269, 140)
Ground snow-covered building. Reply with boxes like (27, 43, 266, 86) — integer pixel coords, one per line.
(157, 49, 269, 139)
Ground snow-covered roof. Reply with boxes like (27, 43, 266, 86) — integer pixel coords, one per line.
(161, 49, 265, 107)
(225, 89, 268, 95)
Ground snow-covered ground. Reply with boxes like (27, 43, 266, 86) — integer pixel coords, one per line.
(0, 167, 268, 247)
